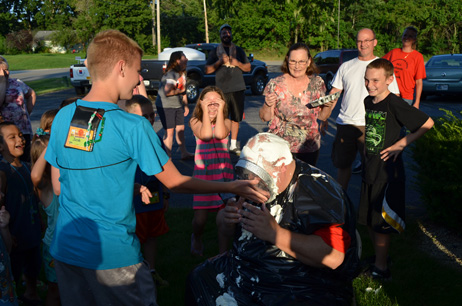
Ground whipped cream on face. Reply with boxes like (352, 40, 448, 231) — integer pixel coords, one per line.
(240, 133, 293, 197)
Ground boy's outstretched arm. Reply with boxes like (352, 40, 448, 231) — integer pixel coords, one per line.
(155, 160, 269, 204)
(380, 117, 434, 162)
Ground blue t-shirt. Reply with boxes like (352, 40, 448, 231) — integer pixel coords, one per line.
(45, 100, 169, 269)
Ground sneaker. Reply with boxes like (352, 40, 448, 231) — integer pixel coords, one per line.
(229, 147, 241, 156)
(352, 160, 362, 174)
(151, 270, 169, 287)
(363, 265, 392, 281)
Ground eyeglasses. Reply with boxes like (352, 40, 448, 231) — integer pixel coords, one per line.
(356, 38, 375, 45)
(288, 60, 309, 66)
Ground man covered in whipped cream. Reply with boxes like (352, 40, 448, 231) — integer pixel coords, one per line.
(186, 133, 359, 306)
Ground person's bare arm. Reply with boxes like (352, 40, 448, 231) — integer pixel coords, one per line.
(136, 81, 148, 98)
(155, 160, 268, 204)
(229, 58, 251, 72)
(380, 117, 434, 162)
(319, 87, 342, 134)
(51, 165, 61, 196)
(414, 79, 423, 109)
(0, 171, 6, 207)
(164, 82, 185, 97)
(25, 88, 36, 114)
(0, 206, 12, 253)
(259, 93, 277, 122)
(240, 203, 345, 269)
(217, 197, 244, 238)
(0, 69, 7, 108)
(213, 99, 231, 140)
(205, 57, 224, 74)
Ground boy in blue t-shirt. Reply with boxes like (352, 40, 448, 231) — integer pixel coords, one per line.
(359, 58, 434, 280)
(45, 30, 267, 305)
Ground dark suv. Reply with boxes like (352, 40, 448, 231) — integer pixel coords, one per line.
(313, 49, 358, 91)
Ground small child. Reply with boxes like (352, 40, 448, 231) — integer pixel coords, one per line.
(359, 58, 434, 280)
(125, 95, 169, 287)
(189, 86, 233, 255)
(0, 205, 18, 305)
(0, 122, 41, 304)
(30, 110, 60, 306)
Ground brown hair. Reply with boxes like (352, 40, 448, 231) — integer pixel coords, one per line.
(125, 95, 152, 112)
(165, 51, 186, 74)
(30, 135, 51, 182)
(281, 42, 318, 76)
(32, 109, 58, 143)
(0, 122, 18, 145)
(403, 26, 418, 50)
(191, 86, 228, 125)
(86, 30, 143, 81)
(60, 97, 79, 109)
(367, 58, 394, 78)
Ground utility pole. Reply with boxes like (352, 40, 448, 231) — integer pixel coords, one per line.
(157, 0, 161, 54)
(151, 1, 156, 48)
(203, 0, 209, 43)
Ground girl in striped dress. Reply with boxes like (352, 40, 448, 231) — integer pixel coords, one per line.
(189, 86, 233, 256)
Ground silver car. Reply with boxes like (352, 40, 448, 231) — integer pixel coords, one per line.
(422, 54, 462, 99)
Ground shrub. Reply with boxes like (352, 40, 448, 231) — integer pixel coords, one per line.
(6, 30, 33, 54)
(410, 109, 462, 233)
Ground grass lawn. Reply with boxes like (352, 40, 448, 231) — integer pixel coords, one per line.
(154, 208, 462, 306)
(2, 53, 158, 71)
(27, 77, 73, 95)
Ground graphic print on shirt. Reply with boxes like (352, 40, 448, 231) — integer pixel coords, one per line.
(365, 109, 387, 155)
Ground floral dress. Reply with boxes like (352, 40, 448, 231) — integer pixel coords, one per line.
(1, 78, 33, 135)
(263, 74, 326, 153)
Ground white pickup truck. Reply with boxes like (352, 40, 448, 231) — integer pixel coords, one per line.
(69, 56, 91, 95)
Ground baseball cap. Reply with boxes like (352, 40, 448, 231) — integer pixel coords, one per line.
(219, 24, 232, 33)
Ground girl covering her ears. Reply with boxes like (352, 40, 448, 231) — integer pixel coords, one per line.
(189, 86, 234, 256)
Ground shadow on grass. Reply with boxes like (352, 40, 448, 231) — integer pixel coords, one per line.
(156, 209, 462, 306)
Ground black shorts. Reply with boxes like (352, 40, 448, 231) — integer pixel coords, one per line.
(331, 124, 365, 169)
(358, 180, 406, 234)
(224, 91, 245, 122)
(10, 245, 42, 281)
(156, 106, 185, 129)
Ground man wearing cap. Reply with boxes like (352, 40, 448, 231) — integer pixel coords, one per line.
(205, 24, 251, 155)
(186, 133, 359, 305)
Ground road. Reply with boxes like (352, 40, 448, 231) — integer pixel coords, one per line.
(10, 68, 69, 82)
(31, 67, 461, 215)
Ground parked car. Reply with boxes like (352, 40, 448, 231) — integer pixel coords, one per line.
(313, 49, 358, 91)
(422, 54, 462, 100)
(69, 57, 91, 95)
(141, 43, 268, 103)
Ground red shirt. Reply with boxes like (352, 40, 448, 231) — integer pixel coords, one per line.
(314, 224, 351, 253)
(383, 48, 426, 100)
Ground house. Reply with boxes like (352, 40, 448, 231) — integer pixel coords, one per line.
(33, 31, 66, 53)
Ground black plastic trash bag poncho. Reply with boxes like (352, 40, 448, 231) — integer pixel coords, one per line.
(186, 161, 359, 306)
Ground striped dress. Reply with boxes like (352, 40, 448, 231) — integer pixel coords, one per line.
(193, 128, 234, 210)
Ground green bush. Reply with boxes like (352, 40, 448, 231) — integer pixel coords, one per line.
(410, 109, 462, 233)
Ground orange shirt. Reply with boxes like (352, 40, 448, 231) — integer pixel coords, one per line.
(383, 48, 426, 100)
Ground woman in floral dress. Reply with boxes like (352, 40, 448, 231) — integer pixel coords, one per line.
(259, 43, 332, 166)
(0, 57, 36, 162)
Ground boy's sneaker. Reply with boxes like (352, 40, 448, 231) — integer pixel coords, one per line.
(363, 265, 392, 281)
(151, 270, 169, 287)
(352, 160, 362, 174)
